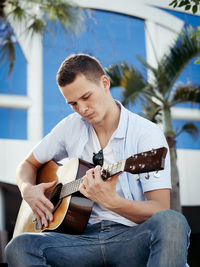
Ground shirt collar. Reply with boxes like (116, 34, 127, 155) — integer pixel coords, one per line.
(113, 100, 128, 139)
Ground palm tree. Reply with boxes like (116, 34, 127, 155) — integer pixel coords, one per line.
(0, 0, 82, 75)
(106, 27, 200, 212)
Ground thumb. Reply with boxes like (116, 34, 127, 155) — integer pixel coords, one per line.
(43, 180, 57, 189)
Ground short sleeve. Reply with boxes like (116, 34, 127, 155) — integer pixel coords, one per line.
(138, 126, 171, 193)
(32, 118, 68, 164)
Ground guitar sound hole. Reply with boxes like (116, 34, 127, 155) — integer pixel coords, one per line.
(50, 183, 63, 208)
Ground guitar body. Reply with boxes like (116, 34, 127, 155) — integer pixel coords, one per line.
(13, 158, 94, 237)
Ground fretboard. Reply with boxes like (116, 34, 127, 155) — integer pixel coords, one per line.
(59, 159, 126, 199)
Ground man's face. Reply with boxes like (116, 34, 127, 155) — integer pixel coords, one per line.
(59, 74, 110, 126)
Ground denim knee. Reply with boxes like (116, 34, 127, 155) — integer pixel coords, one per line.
(5, 234, 28, 265)
(150, 209, 190, 244)
(153, 209, 189, 230)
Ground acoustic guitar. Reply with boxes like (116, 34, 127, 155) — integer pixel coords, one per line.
(13, 147, 167, 237)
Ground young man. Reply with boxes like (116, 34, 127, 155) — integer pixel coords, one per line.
(5, 54, 190, 266)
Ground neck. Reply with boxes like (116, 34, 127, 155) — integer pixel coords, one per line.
(93, 99, 121, 148)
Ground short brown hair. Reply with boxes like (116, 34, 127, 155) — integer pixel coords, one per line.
(56, 54, 105, 87)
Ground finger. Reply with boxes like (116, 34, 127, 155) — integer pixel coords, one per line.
(35, 205, 49, 228)
(86, 168, 95, 179)
(41, 201, 54, 221)
(41, 196, 54, 211)
(34, 212, 42, 230)
(79, 183, 88, 197)
(94, 165, 102, 181)
(81, 175, 88, 188)
(86, 169, 96, 187)
(32, 203, 48, 229)
(37, 195, 54, 220)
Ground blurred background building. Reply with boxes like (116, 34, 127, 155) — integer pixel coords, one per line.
(0, 0, 199, 264)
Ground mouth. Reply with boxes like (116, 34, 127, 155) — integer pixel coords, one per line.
(85, 113, 95, 120)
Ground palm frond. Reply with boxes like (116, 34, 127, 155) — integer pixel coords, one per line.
(106, 62, 148, 106)
(1, 0, 82, 76)
(137, 55, 157, 77)
(175, 122, 199, 141)
(105, 62, 130, 88)
(120, 66, 147, 106)
(6, 1, 27, 22)
(138, 27, 200, 100)
(141, 97, 162, 123)
(138, 56, 174, 101)
(0, 34, 16, 76)
(163, 26, 200, 97)
(26, 16, 46, 36)
(171, 83, 200, 106)
(40, 0, 82, 34)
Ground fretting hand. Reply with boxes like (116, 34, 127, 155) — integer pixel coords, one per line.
(79, 165, 120, 208)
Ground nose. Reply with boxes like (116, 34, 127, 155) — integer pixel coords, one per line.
(78, 104, 88, 114)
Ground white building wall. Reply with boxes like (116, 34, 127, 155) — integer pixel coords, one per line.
(177, 150, 200, 206)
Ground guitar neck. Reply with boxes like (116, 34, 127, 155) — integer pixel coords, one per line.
(59, 159, 126, 199)
(59, 147, 167, 199)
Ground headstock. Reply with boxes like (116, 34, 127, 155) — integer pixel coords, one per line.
(124, 147, 167, 175)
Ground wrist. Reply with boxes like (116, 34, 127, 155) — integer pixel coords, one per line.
(21, 183, 33, 199)
(104, 193, 123, 211)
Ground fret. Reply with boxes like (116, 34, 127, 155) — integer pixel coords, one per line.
(60, 178, 83, 199)
(101, 159, 126, 180)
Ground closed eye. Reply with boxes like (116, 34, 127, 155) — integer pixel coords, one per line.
(82, 94, 90, 100)
(71, 102, 77, 107)
(67, 101, 77, 107)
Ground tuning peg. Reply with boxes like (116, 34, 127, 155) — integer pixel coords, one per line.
(145, 173, 150, 180)
(153, 171, 160, 178)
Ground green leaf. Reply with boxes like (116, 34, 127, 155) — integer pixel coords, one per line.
(192, 5, 198, 13)
(194, 56, 200, 64)
(185, 4, 191, 10)
(169, 0, 177, 6)
(178, 1, 187, 7)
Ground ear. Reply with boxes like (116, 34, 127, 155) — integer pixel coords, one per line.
(101, 75, 110, 92)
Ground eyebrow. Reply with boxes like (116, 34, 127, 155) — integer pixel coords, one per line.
(67, 91, 90, 105)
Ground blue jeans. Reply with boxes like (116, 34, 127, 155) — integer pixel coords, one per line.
(5, 209, 190, 267)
